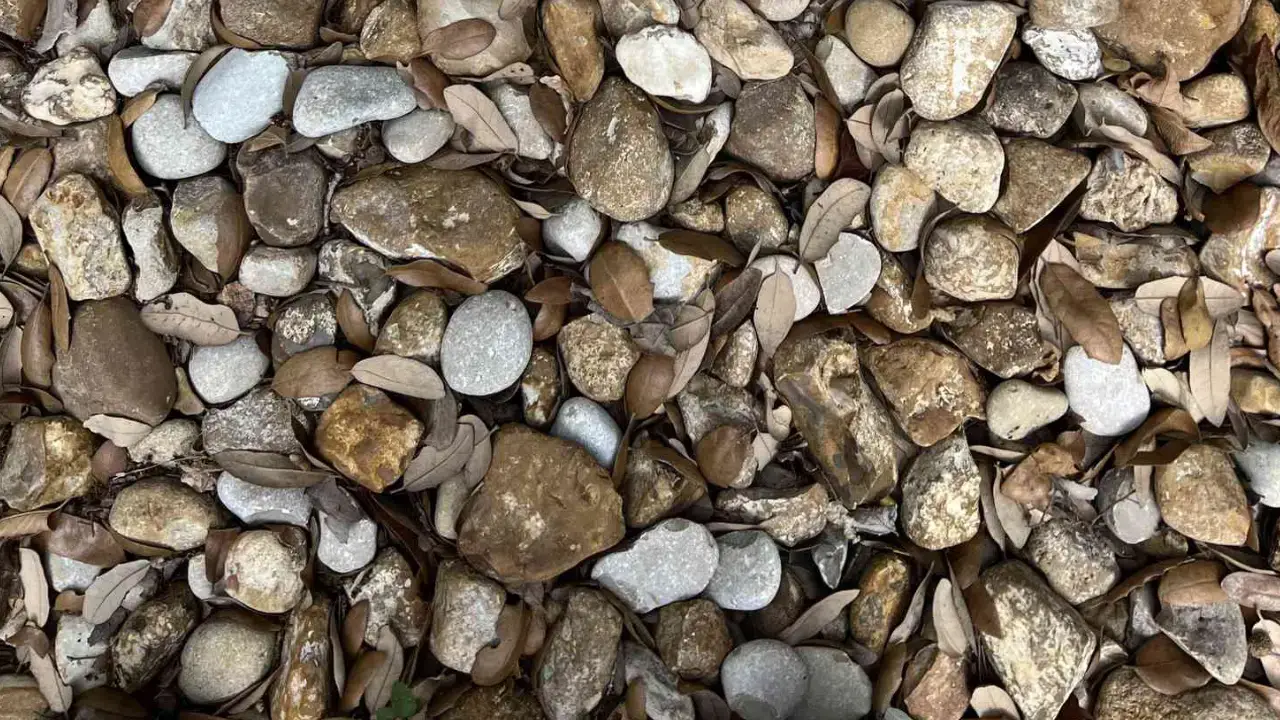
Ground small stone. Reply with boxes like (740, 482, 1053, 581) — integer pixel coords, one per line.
(1063, 344, 1150, 436)
(616, 222, 717, 304)
(726, 77, 814, 183)
(222, 528, 306, 613)
(550, 397, 621, 469)
(316, 384, 422, 491)
(237, 245, 316, 297)
(1096, 467, 1160, 544)
(1157, 599, 1247, 683)
(1154, 443, 1249, 546)
(422, 0, 532, 78)
(178, 615, 277, 704)
(749, 569, 805, 638)
(704, 530, 780, 611)
(538, 589, 622, 720)
(725, 183, 787, 254)
(108, 47, 195, 96)
(374, 290, 447, 365)
(1074, 81, 1148, 136)
(486, 83, 554, 160)
(904, 118, 1003, 213)
(568, 78, 672, 221)
(0, 417, 97, 511)
(192, 49, 289, 143)
(980, 62, 1077, 138)
(542, 0, 604, 101)
(994, 139, 1092, 233)
(292, 65, 415, 138)
(1237, 441, 1280, 506)
(1179, 73, 1252, 128)
(269, 595, 331, 720)
(345, 548, 429, 645)
(942, 303, 1053, 379)
(30, 174, 130, 301)
(616, 26, 711, 103)
(557, 314, 641, 402)
(622, 641, 696, 720)
(0, 0, 42, 41)
(271, 295, 337, 362)
(747, 254, 822, 321)
(1030, 0, 1116, 28)
(1096, 666, 1271, 720)
(54, 615, 108, 692)
(440, 290, 532, 396)
(848, 553, 912, 654)
(814, 36, 877, 113)
(622, 443, 707, 528)
(695, 0, 793, 80)
(519, 347, 560, 430)
(54, 298, 176, 426)
(216, 472, 310, 526)
(591, 518, 718, 613)
(188, 335, 270, 405)
(1024, 518, 1119, 604)
(1094, 0, 1249, 80)
(220, 0, 321, 47)
(317, 504, 377, 574)
(901, 431, 980, 550)
(714, 484, 830, 547)
(168, 176, 244, 273)
(598, 0, 677, 36)
(202, 388, 299, 455)
(844, 0, 914, 67)
(675, 373, 755, 444)
(459, 425, 625, 583)
(792, 646, 873, 720)
(544, 197, 603, 261)
(130, 93, 225, 180)
(655, 599, 732, 681)
(924, 215, 1019, 302)
(360, 0, 420, 63)
(815, 232, 880, 313)
(1188, 122, 1271, 192)
(128, 419, 199, 464)
(382, 108, 453, 164)
(978, 561, 1096, 720)
(986, 380, 1068, 441)
(1200, 186, 1280, 291)
(1022, 26, 1103, 80)
(429, 559, 504, 673)
(864, 338, 985, 447)
(46, 554, 100, 592)
(142, 0, 216, 51)
(109, 478, 219, 551)
(899, 1, 1017, 120)
(710, 321, 758, 388)
(121, 198, 179, 303)
(237, 145, 327, 247)
(743, 0, 804, 21)
(49, 116, 110, 184)
(21, 47, 114, 125)
(1074, 231, 1199, 289)
(111, 582, 199, 692)
(721, 639, 809, 720)
(870, 164, 936, 252)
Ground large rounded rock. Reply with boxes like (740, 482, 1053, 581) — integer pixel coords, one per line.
(592, 518, 719, 613)
(568, 78, 672, 221)
(1154, 443, 1250, 546)
(331, 166, 524, 283)
(191, 49, 289, 144)
(0, 417, 97, 511)
(109, 478, 219, 551)
(53, 298, 176, 426)
(1095, 666, 1271, 720)
(870, 164, 935, 252)
(537, 589, 622, 720)
(695, 0, 794, 80)
(178, 615, 277, 704)
(316, 384, 422, 492)
(616, 26, 712, 103)
(924, 215, 1019, 302)
(1094, 0, 1249, 80)
(725, 77, 814, 183)
(22, 48, 116, 126)
(291, 65, 416, 138)
(1024, 518, 1119, 604)
(237, 146, 327, 248)
(705, 530, 781, 611)
(900, 1, 1018, 120)
(1062, 344, 1149, 436)
(845, 0, 915, 67)
(30, 174, 131, 301)
(440, 290, 532, 396)
(187, 335, 269, 405)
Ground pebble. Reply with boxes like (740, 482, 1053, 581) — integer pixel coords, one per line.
(108, 47, 196, 96)
(1201, 187, 1280, 290)
(1110, 297, 1165, 364)
(128, 418, 199, 464)
(617, 221, 716, 304)
(188, 335, 270, 405)
(429, 559, 505, 673)
(745, 0, 805, 21)
(904, 118, 1003, 213)
(901, 431, 981, 550)
(219, 0, 321, 47)
(993, 138, 1092, 233)
(1076, 233, 1198, 290)
(360, 0, 420, 63)
(591, 518, 719, 613)
(598, 0, 677, 35)
(216, 472, 311, 526)
(142, 0, 216, 51)
(131, 95, 225, 180)
(725, 184, 787, 253)
(725, 76, 814, 183)
(539, 589, 623, 720)
(616, 25, 711, 103)
(715, 484, 829, 547)
(792, 647, 873, 720)
(1180, 73, 1252, 128)
(622, 444, 707, 528)
(1154, 443, 1250, 546)
(924, 215, 1019, 302)
(21, 47, 115, 125)
(121, 199, 179, 303)
(192, 49, 290, 143)
(675, 373, 756, 443)
(844, 0, 915, 67)
(237, 245, 316, 297)
(1236, 441, 1280, 507)
(521, 348, 560, 429)
(1096, 467, 1161, 544)
(1156, 599, 1246, 684)
(544, 197, 603, 261)
(31, 174, 131, 301)
(186, 554, 215, 600)
(46, 553, 100, 592)
(316, 384, 422, 491)
(943, 303, 1050, 379)
(550, 397, 622, 469)
(558, 314, 641, 402)
(0, 417, 96, 511)
(440, 290, 533, 396)
(382, 108, 453, 164)
(622, 642, 696, 720)
(1024, 518, 1119, 604)
(711, 321, 758, 388)
(986, 379, 1068, 441)
(864, 338, 985, 447)
(899, 1, 1017, 120)
(815, 232, 880, 313)
(721, 639, 809, 720)
(1095, 666, 1271, 720)
(848, 553, 913, 654)
(488, 83, 554, 160)
(111, 583, 200, 692)
(814, 36, 877, 113)
(270, 596, 331, 720)
(108, 477, 219, 551)
(1075, 81, 1148, 136)
(870, 164, 935, 252)
(1080, 151, 1179, 232)
(168, 176, 241, 273)
(374, 290, 448, 364)
(980, 62, 1077, 138)
(222, 529, 307, 613)
(202, 387, 300, 455)
(748, 255, 822, 321)
(1062, 344, 1150, 436)
(1093, 0, 1248, 80)
(178, 616, 277, 704)
(1188, 121, 1271, 192)
(237, 146, 326, 248)
(655, 599, 732, 680)
(1022, 26, 1102, 80)
(292, 65, 415, 138)
(568, 78, 673, 221)
(704, 530, 781, 611)
(543, 0, 606, 102)
(694, 0, 793, 80)
(317, 505, 378, 574)
(55, 615, 108, 692)
(345, 548, 430, 646)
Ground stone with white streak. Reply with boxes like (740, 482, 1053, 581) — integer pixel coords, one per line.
(899, 1, 1018, 120)
(616, 26, 712, 104)
(429, 559, 505, 673)
(1022, 26, 1102, 80)
(122, 198, 179, 302)
(22, 47, 116, 125)
(901, 432, 980, 550)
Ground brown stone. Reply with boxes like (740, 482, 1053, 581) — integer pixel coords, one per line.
(904, 647, 969, 720)
(993, 139, 1091, 233)
(1074, 229, 1199, 289)
(0, 417, 97, 511)
(315, 384, 423, 492)
(866, 250, 934, 334)
(1094, 0, 1249, 80)
(622, 442, 707, 528)
(1179, 73, 1251, 128)
(1095, 666, 1272, 720)
(220, 0, 323, 47)
(270, 595, 331, 720)
(1154, 443, 1250, 546)
(870, 164, 936, 252)
(847, 553, 912, 655)
(1200, 186, 1280, 291)
(941, 303, 1055, 379)
(537, 588, 622, 720)
(359, 0, 420, 63)
(725, 77, 815, 183)
(1188, 122, 1271, 193)
(924, 215, 1020, 302)
(1233, 369, 1280, 415)
(656, 599, 733, 681)
(557, 314, 641, 402)
(725, 184, 787, 253)
(441, 684, 544, 720)
(457, 425, 625, 583)
(714, 483, 829, 546)
(374, 290, 448, 365)
(864, 338, 985, 447)
(749, 569, 806, 637)
(110, 582, 199, 693)
(52, 298, 177, 427)
(519, 346, 560, 430)
(0, 0, 43, 41)
(542, 0, 604, 102)
(236, 146, 326, 248)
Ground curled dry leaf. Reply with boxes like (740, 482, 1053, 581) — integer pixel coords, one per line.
(121, 89, 160, 128)
(1204, 182, 1262, 235)
(711, 268, 762, 338)
(132, 0, 172, 37)
(140, 292, 240, 345)
(105, 116, 149, 198)
(932, 578, 968, 658)
(350, 355, 446, 400)
(1188, 318, 1230, 427)
(0, 508, 54, 538)
(2, 147, 51, 218)
(343, 599, 370, 656)
(339, 650, 387, 712)
(386, 259, 487, 295)
(524, 276, 573, 304)
(798, 178, 871, 262)
(753, 271, 795, 358)
(336, 289, 376, 353)
(0, 195, 21, 267)
(471, 604, 528, 686)
(529, 82, 567, 144)
(777, 588, 860, 645)
(814, 96, 839, 180)
(969, 685, 1020, 720)
(82, 558, 150, 624)
(27, 638, 71, 712)
(625, 354, 675, 418)
(1149, 106, 1212, 155)
(1038, 262, 1123, 364)
(1133, 634, 1211, 696)
(589, 241, 654, 323)
(443, 84, 520, 153)
(1157, 560, 1228, 606)
(407, 58, 449, 110)
(22, 299, 53, 388)
(364, 627, 404, 714)
(1221, 571, 1280, 610)
(47, 266, 68, 355)
(18, 548, 49, 626)
(402, 421, 474, 491)
(421, 19, 497, 60)
(695, 424, 754, 488)
(1134, 276, 1245, 317)
(212, 450, 332, 488)
(84, 415, 152, 448)
(41, 513, 126, 567)
(657, 230, 745, 267)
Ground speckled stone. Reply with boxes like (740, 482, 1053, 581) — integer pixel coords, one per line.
(557, 314, 641, 402)
(202, 388, 300, 455)
(725, 184, 787, 254)
(1236, 441, 1280, 507)
(1096, 467, 1160, 544)
(724, 76, 814, 182)
(47, 553, 101, 592)
(192, 49, 289, 143)
(994, 138, 1092, 233)
(317, 505, 377, 574)
(316, 384, 422, 492)
(986, 380, 1068, 441)
(374, 290, 448, 365)
(178, 616, 277, 703)
(848, 553, 912, 654)
(538, 589, 623, 720)
(924, 215, 1019, 302)
(1095, 666, 1272, 720)
(622, 641, 696, 720)
(844, 0, 915, 67)
(168, 175, 243, 273)
(382, 108, 453, 164)
(1080, 150, 1178, 232)
(870, 164, 936, 252)
(901, 432, 980, 550)
(590, 518, 719, 613)
(1111, 297, 1166, 365)
(344, 547, 429, 646)
(292, 65, 415, 138)
(269, 594, 331, 720)
(30, 174, 131, 301)
(904, 118, 1004, 213)
(22, 47, 115, 125)
(131, 94, 226, 180)
(980, 62, 1076, 138)
(1154, 443, 1250, 546)
(616, 221, 716, 304)
(141, 0, 215, 51)
(429, 559, 504, 673)
(1024, 518, 1119, 604)
(899, 1, 1018, 120)
(655, 599, 732, 681)
(440, 290, 532, 397)
(0, 416, 98, 511)
(792, 646, 873, 720)
(704, 530, 781, 611)
(54, 614, 108, 692)
(715, 484, 829, 547)
(721, 639, 809, 720)
(188, 335, 270, 405)
(216, 472, 311, 526)
(544, 197, 603, 261)
(694, 0, 794, 81)
(109, 478, 219, 551)
(1022, 26, 1102, 80)
(107, 47, 195, 96)
(236, 245, 316, 297)
(111, 582, 199, 693)
(815, 233, 880, 313)
(550, 397, 621, 469)
(122, 199, 180, 303)
(674, 373, 756, 443)
(222, 529, 307, 613)
(1062, 344, 1150, 436)
(1156, 599, 1247, 684)
(1180, 73, 1252, 128)
(814, 35, 877, 113)
(1188, 122, 1271, 193)
(1075, 232, 1199, 290)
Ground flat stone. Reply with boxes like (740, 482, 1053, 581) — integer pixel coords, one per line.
(725, 184, 787, 253)
(270, 595, 331, 720)
(980, 62, 1076, 138)
(21, 47, 114, 125)
(568, 78, 672, 221)
(128, 418, 199, 464)
(202, 388, 299, 455)
(995, 139, 1092, 234)
(220, 0, 322, 47)
(977, 561, 1096, 720)
(1022, 26, 1103, 80)
(122, 198, 179, 302)
(1156, 599, 1247, 684)
(237, 145, 327, 248)
(47, 553, 100, 592)
(54, 614, 108, 693)
(216, 471, 311, 526)
(169, 176, 244, 273)
(30, 173, 130, 301)
(0, 417, 96, 511)
(695, 0, 793, 80)
(293, 65, 414, 138)
(791, 646, 872, 720)
(986, 379, 1068, 441)
(942, 303, 1053, 379)
(360, 0, 421, 63)
(622, 641, 695, 720)
(111, 582, 199, 692)
(655, 599, 732, 681)
(222, 529, 307, 613)
(130, 93, 225, 180)
(1024, 518, 1119, 604)
(538, 589, 622, 720)
(845, 0, 915, 67)
(1063, 344, 1150, 436)
(550, 397, 621, 469)
(617, 221, 716, 304)
(429, 559, 504, 673)
(192, 49, 289, 143)
(848, 553, 912, 654)
(344, 548, 429, 646)
(1096, 466, 1160, 544)
(747, 255, 822, 321)
(870, 164, 935, 252)
(1095, 666, 1271, 720)
(901, 431, 981, 550)
(108, 47, 195, 96)
(815, 232, 880, 313)
(557, 314, 641, 402)
(317, 503, 377, 574)
(188, 335, 269, 405)
(382, 108, 453, 164)
(440, 290, 532, 396)
(617, 26, 711, 103)
(904, 118, 1003, 213)
(1094, 0, 1249, 80)
(1154, 443, 1249, 546)
(590, 518, 718, 613)
(544, 197, 603, 261)
(459, 425, 625, 583)
(1074, 230, 1199, 289)
(714, 484, 830, 547)
(141, 0, 216, 51)
(316, 384, 422, 491)
(419, 0, 532, 77)
(1179, 73, 1252, 128)
(814, 35, 877, 113)
(237, 245, 316, 297)
(924, 215, 1019, 302)
(1188, 121, 1271, 192)
(864, 338, 985, 447)
(1200, 186, 1280, 291)
(331, 166, 524, 282)
(109, 477, 219, 551)
(725, 77, 814, 183)
(721, 639, 809, 720)
(1236, 441, 1280, 507)
(1075, 81, 1148, 136)
(178, 616, 277, 704)
(899, 0, 1017, 120)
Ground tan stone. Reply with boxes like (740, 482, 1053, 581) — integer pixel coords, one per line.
(223, 529, 307, 613)
(1094, 0, 1249, 80)
(568, 78, 672, 221)
(871, 164, 936, 252)
(1074, 230, 1199, 289)
(373, 290, 448, 364)
(108, 478, 220, 551)
(542, 0, 604, 101)
(724, 77, 815, 183)
(623, 442, 707, 528)
(1233, 369, 1280, 415)
(1179, 73, 1251, 128)
(904, 647, 969, 720)
(656, 599, 733, 681)
(924, 215, 1020, 302)
(1079, 149, 1178, 233)
(694, 0, 794, 80)
(715, 483, 829, 546)
(1199, 186, 1280, 291)
(316, 384, 423, 492)
(941, 303, 1055, 379)
(993, 139, 1091, 233)
(899, 1, 1018, 120)
(864, 338, 985, 447)
(1095, 666, 1273, 720)
(345, 548, 429, 646)
(1154, 443, 1250, 546)
(557, 314, 641, 402)
(845, 0, 914, 67)
(359, 0, 420, 63)
(1188, 122, 1270, 193)
(0, 0, 44, 41)
(441, 684, 544, 720)
(725, 184, 787, 253)
(270, 595, 331, 720)
(220, 0, 323, 47)
(0, 417, 97, 511)
(866, 250, 934, 334)
(847, 553, 912, 655)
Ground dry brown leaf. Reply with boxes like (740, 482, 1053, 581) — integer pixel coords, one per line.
(1038, 262, 1123, 364)
(41, 513, 126, 567)
(120, 89, 160, 128)
(529, 82, 567, 143)
(532, 301, 566, 341)
(814, 96, 839, 180)
(970, 686, 1020, 720)
(1114, 408, 1200, 467)
(1149, 106, 1213, 155)
(754, 271, 795, 358)
(1001, 443, 1076, 510)
(695, 425, 754, 488)
(402, 423, 474, 491)
(1189, 318, 1230, 426)
(625, 354, 675, 419)
(105, 115, 148, 197)
(471, 604, 527, 686)
(343, 599, 370, 656)
(350, 355, 446, 400)
(47, 266, 68, 355)
(777, 588, 860, 645)
(2, 147, 51, 218)
(213, 450, 332, 488)
(1092, 124, 1182, 184)
(386, 259, 487, 295)
(0, 508, 55, 538)
(1161, 297, 1189, 361)
(443, 84, 519, 152)
(336, 289, 375, 352)
(84, 415, 152, 448)
(1134, 276, 1245, 317)
(590, 241, 654, 322)
(1133, 634, 1211, 695)
(21, 299, 53, 388)
(421, 18, 497, 60)
(139, 292, 240, 346)
(0, 195, 21, 267)
(271, 347, 355, 398)
(18, 548, 48, 626)
(932, 578, 967, 658)
(798, 178, 871, 262)
(83, 558, 150, 624)
(364, 627, 404, 714)
(524, 276, 573, 305)
(657, 230, 745, 267)
(1204, 182, 1263, 235)
(1222, 571, 1280, 610)
(133, 0, 172, 37)
(181, 45, 232, 121)
(1158, 560, 1228, 606)
(340, 650, 387, 711)
(1178, 276, 1213, 351)
(711, 268, 763, 338)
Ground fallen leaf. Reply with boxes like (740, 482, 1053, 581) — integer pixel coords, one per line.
(1161, 297, 1189, 361)
(814, 96, 839, 180)
(992, 476, 1030, 549)
(471, 604, 527, 686)
(777, 588, 860, 645)
(364, 627, 404, 714)
(889, 575, 931, 646)
(386, 259, 487, 295)
(1038, 262, 1123, 363)
(120, 89, 160, 127)
(798, 178, 871, 262)
(2, 147, 50, 218)
(1133, 634, 1211, 695)
(711, 268, 763, 338)
(421, 18, 497, 60)
(626, 354, 676, 418)
(443, 84, 519, 152)
(970, 685, 1020, 720)
(1178, 277, 1213, 350)
(401, 423, 474, 492)
(82, 559, 150, 624)
(21, 299, 53, 388)
(1158, 560, 1228, 606)
(754, 271, 795, 358)
(337, 289, 375, 353)
(657, 230, 744, 267)
(529, 82, 567, 143)
(41, 514, 126, 567)
(1222, 571, 1280, 610)
(27, 637, 71, 711)
(47, 266, 68, 355)
(140, 293, 240, 345)
(1188, 318, 1230, 426)
(213, 450, 332, 488)
(35, 0, 76, 53)
(0, 509, 55, 538)
(339, 650, 387, 712)
(0, 195, 20, 267)
(105, 116, 148, 197)
(1149, 106, 1213, 155)
(1134, 276, 1244, 317)
(18, 548, 49, 626)
(84, 415, 152, 448)
(1204, 182, 1263, 235)
(272, 346, 356, 398)
(350, 355, 446, 400)
(932, 578, 967, 658)
(132, 0, 172, 37)
(1114, 408, 1200, 467)
(590, 241, 654, 322)
(524, 276, 573, 304)
(343, 599, 370, 656)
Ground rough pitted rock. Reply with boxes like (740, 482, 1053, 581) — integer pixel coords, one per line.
(695, 0, 794, 80)
(31, 173, 131, 301)
(178, 616, 277, 704)
(726, 184, 788, 253)
(1094, 666, 1270, 720)
(715, 484, 829, 547)
(169, 176, 246, 274)
(591, 518, 718, 613)
(1094, 0, 1249, 80)
(21, 47, 115, 125)
(458, 425, 625, 584)
(557, 314, 641, 402)
(1075, 231, 1199, 289)
(1024, 518, 1119, 604)
(864, 338, 985, 447)
(871, 164, 935, 252)
(1200, 186, 1280, 291)
(1154, 443, 1250, 546)
(361, 0, 421, 63)
(292, 65, 416, 138)
(219, 0, 323, 47)
(0, 417, 97, 511)
(1156, 599, 1246, 684)
(1022, 26, 1103, 80)
(622, 642, 696, 720)
(904, 118, 1004, 213)
(222, 529, 307, 614)
(924, 215, 1019, 302)
(122, 199, 179, 303)
(980, 62, 1077, 138)
(1030, 0, 1117, 28)
(994, 139, 1092, 233)
(418, 0, 531, 78)
(537, 589, 622, 720)
(345, 548, 429, 646)
(1187, 122, 1271, 193)
(942, 302, 1053, 379)
(270, 595, 331, 720)
(374, 290, 447, 364)
(429, 559, 504, 673)
(568, 78, 672, 221)
(110, 582, 199, 692)
(656, 599, 732, 681)
(316, 384, 422, 492)
(1081, 151, 1179, 232)
(142, 0, 216, 51)
(901, 432, 980, 550)
(721, 639, 809, 720)
(899, 1, 1018, 120)
(725, 77, 814, 183)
